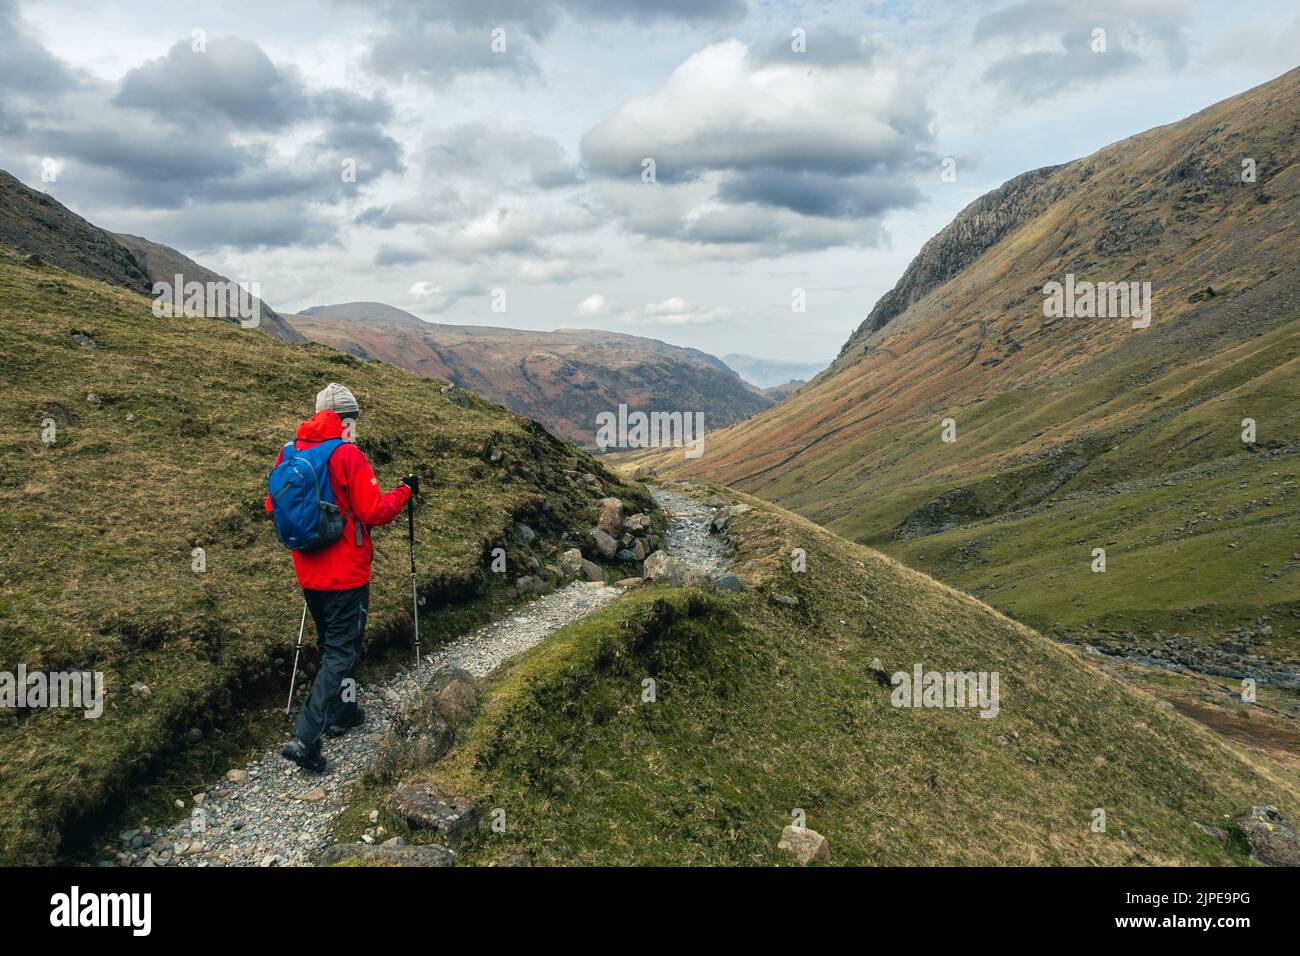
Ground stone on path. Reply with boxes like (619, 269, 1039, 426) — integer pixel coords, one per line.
(777, 825, 830, 865)
(319, 843, 455, 867)
(386, 783, 480, 849)
(559, 548, 584, 577)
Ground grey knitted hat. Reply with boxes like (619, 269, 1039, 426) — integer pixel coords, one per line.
(315, 382, 359, 417)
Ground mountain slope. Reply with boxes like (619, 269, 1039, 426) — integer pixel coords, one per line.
(0, 169, 304, 343)
(638, 67, 1300, 661)
(113, 233, 304, 343)
(0, 170, 151, 294)
(354, 484, 1299, 865)
(0, 247, 652, 864)
(288, 304, 774, 446)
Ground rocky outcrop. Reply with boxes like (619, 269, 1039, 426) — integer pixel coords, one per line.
(837, 163, 1068, 358)
(1233, 806, 1300, 866)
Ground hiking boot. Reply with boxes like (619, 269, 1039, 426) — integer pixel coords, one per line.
(326, 706, 366, 738)
(280, 737, 327, 773)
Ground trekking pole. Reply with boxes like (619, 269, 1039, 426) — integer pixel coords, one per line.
(285, 600, 308, 716)
(407, 496, 421, 670)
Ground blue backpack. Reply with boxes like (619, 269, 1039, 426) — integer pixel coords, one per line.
(267, 438, 349, 551)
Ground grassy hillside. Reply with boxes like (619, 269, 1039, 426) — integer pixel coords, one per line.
(0, 248, 652, 864)
(348, 484, 1300, 865)
(637, 67, 1300, 662)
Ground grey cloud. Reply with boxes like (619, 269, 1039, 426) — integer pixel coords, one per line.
(424, 124, 581, 189)
(116, 37, 311, 130)
(974, 0, 1190, 102)
(362, 23, 542, 85)
(374, 244, 426, 266)
(356, 0, 746, 84)
(122, 196, 340, 254)
(0, 0, 80, 96)
(716, 169, 922, 220)
(748, 26, 877, 68)
(582, 39, 932, 257)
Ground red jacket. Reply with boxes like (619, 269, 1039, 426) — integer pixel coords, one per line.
(265, 410, 411, 590)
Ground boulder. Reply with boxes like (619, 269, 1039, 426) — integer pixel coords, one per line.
(386, 783, 480, 848)
(771, 593, 800, 607)
(558, 548, 584, 577)
(590, 527, 619, 559)
(616, 549, 638, 563)
(365, 666, 476, 783)
(642, 551, 704, 587)
(630, 538, 646, 561)
(777, 826, 830, 865)
(319, 843, 454, 867)
(496, 853, 532, 867)
(631, 465, 656, 481)
(710, 508, 731, 533)
(596, 497, 623, 536)
(513, 523, 536, 544)
(513, 574, 543, 596)
(427, 666, 478, 731)
(712, 572, 744, 592)
(1233, 806, 1300, 866)
(613, 577, 643, 589)
(623, 513, 651, 535)
(705, 494, 728, 508)
(579, 559, 607, 583)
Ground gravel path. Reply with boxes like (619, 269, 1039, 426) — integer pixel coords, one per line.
(652, 485, 730, 576)
(110, 486, 727, 868)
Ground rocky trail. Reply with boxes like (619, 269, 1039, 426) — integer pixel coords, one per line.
(108, 485, 728, 868)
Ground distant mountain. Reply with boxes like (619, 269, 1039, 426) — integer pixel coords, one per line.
(287, 303, 774, 446)
(300, 301, 427, 329)
(761, 380, 806, 401)
(721, 353, 829, 389)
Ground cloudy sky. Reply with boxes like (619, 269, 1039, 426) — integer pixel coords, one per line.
(3, 0, 1296, 361)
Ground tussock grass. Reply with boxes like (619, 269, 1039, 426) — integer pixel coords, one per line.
(0, 249, 651, 864)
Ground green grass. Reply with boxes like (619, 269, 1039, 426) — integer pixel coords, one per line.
(347, 487, 1300, 866)
(892, 453, 1300, 656)
(0, 249, 653, 864)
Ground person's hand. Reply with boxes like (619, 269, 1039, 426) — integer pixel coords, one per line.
(401, 473, 420, 497)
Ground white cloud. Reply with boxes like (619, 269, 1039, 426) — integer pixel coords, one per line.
(576, 293, 610, 316)
(626, 296, 736, 326)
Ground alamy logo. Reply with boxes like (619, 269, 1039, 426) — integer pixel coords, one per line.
(50, 886, 151, 936)
(152, 274, 262, 328)
(594, 403, 704, 459)
(890, 664, 1000, 718)
(1042, 273, 1151, 329)
(1, 666, 104, 718)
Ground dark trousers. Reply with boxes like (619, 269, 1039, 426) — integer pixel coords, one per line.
(293, 584, 368, 746)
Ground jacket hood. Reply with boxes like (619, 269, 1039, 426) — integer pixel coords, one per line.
(296, 409, 344, 442)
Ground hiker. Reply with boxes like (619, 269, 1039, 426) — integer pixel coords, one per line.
(265, 382, 417, 773)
